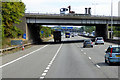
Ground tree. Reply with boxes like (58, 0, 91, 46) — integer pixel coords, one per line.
(2, 1, 25, 38)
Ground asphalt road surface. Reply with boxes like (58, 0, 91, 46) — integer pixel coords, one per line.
(1, 36, 119, 79)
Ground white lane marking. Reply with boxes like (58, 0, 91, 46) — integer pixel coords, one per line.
(40, 44, 63, 78)
(40, 77, 44, 79)
(48, 64, 51, 67)
(81, 49, 83, 51)
(88, 57, 91, 60)
(0, 45, 48, 68)
(44, 70, 48, 73)
(96, 64, 101, 68)
(42, 73, 47, 76)
(49, 62, 52, 65)
(46, 67, 50, 70)
(84, 52, 86, 55)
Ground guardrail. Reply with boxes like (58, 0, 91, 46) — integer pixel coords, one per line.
(0, 43, 32, 53)
(25, 13, 119, 18)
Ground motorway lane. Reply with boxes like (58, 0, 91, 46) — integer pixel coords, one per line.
(74, 36, 119, 78)
(2, 44, 61, 78)
(45, 43, 106, 78)
(75, 42, 118, 78)
(2, 35, 119, 79)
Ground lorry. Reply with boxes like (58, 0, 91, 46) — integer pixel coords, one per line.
(53, 31, 61, 42)
(65, 32, 70, 38)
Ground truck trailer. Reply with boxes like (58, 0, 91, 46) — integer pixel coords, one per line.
(53, 31, 61, 42)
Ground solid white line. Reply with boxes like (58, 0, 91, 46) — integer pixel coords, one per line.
(96, 65, 101, 68)
(0, 45, 48, 68)
(88, 57, 91, 60)
(42, 73, 47, 76)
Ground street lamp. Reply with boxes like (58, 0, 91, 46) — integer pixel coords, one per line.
(111, 0, 113, 39)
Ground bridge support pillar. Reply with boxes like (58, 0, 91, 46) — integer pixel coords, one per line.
(27, 24, 41, 43)
(95, 24, 108, 41)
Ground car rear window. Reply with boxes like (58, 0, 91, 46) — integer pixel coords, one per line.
(85, 40, 91, 42)
(97, 38, 103, 40)
(112, 47, 120, 53)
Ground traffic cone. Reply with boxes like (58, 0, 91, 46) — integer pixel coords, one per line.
(22, 45, 24, 50)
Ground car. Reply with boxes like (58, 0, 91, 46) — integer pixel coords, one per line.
(71, 34, 74, 37)
(105, 45, 120, 65)
(83, 39, 93, 48)
(95, 37, 104, 45)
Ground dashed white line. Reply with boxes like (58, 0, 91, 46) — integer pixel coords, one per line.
(40, 77, 44, 79)
(40, 44, 63, 78)
(46, 67, 50, 70)
(88, 57, 91, 60)
(49, 62, 52, 65)
(44, 70, 48, 73)
(0, 45, 48, 68)
(84, 52, 86, 54)
(42, 73, 47, 76)
(96, 64, 101, 68)
(48, 64, 51, 67)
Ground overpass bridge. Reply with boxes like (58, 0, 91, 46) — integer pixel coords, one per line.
(17, 13, 120, 42)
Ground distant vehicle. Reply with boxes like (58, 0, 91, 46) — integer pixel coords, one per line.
(65, 32, 70, 38)
(60, 8, 69, 14)
(71, 34, 74, 37)
(53, 31, 61, 42)
(60, 6, 75, 14)
(95, 37, 104, 45)
(105, 45, 120, 65)
(83, 39, 93, 48)
(84, 33, 89, 36)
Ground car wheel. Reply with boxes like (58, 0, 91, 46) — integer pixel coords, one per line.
(95, 43, 97, 45)
(105, 58, 107, 63)
(107, 59, 112, 66)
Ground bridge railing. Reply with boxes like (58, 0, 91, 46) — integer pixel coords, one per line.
(25, 13, 119, 18)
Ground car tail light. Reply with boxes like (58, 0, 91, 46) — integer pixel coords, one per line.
(91, 42, 93, 44)
(110, 48, 113, 57)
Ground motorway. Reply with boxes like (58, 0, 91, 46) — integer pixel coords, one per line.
(1, 36, 119, 79)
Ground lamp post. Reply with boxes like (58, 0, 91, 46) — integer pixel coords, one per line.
(111, 0, 113, 39)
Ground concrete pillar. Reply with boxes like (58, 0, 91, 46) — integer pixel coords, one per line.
(95, 24, 108, 41)
(27, 23, 41, 43)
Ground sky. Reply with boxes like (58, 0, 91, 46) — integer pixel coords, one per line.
(22, 0, 120, 16)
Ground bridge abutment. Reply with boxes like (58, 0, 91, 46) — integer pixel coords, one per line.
(27, 24, 41, 43)
(95, 24, 108, 41)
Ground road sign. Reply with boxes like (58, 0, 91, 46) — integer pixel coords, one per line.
(11, 40, 23, 45)
(67, 27, 73, 29)
(23, 33, 26, 39)
(41, 31, 44, 34)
